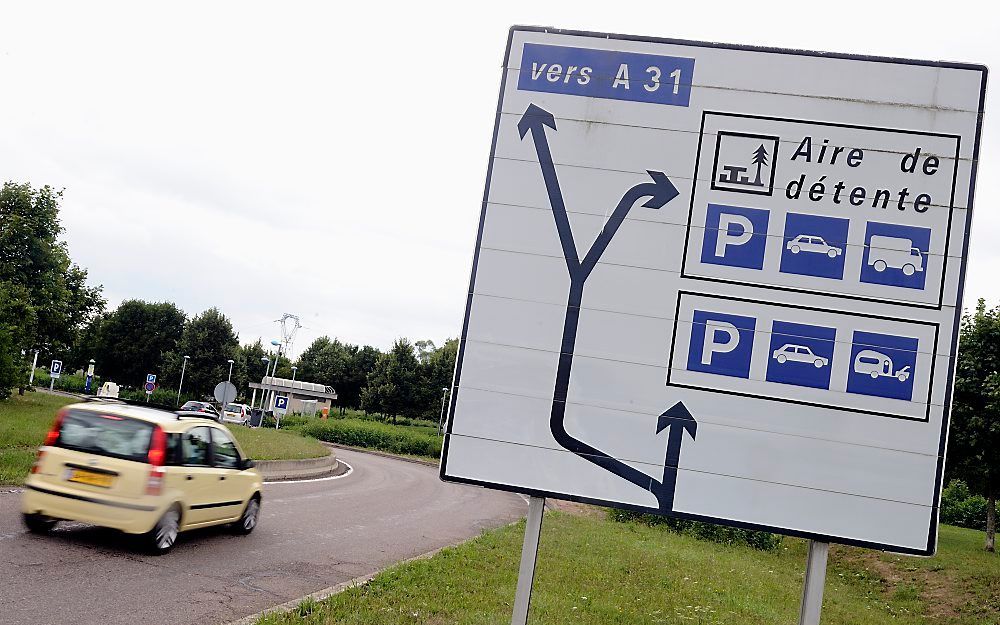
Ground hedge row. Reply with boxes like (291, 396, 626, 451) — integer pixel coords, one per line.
(607, 508, 783, 551)
(297, 418, 442, 459)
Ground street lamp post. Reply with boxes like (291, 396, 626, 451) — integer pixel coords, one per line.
(258, 357, 270, 411)
(224, 358, 235, 411)
(177, 355, 190, 406)
(438, 387, 450, 435)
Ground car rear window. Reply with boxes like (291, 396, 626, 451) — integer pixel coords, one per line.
(56, 409, 156, 463)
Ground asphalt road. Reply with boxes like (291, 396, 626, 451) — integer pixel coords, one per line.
(0, 448, 525, 625)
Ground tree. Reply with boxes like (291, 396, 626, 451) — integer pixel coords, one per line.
(161, 308, 240, 398)
(0, 329, 19, 400)
(88, 300, 186, 386)
(0, 182, 104, 395)
(751, 144, 769, 186)
(417, 338, 458, 419)
(414, 339, 437, 364)
(948, 298, 1000, 552)
(344, 345, 381, 411)
(360, 338, 420, 422)
(236, 340, 269, 400)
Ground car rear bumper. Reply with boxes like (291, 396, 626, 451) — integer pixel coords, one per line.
(21, 479, 167, 534)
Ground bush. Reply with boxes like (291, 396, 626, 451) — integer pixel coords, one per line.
(260, 414, 312, 429)
(34, 372, 102, 394)
(607, 508, 783, 551)
(940, 480, 997, 531)
(297, 418, 442, 458)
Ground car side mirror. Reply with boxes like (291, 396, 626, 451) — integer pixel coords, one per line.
(242, 458, 256, 470)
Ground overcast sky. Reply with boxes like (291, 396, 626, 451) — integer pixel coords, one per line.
(0, 1, 995, 357)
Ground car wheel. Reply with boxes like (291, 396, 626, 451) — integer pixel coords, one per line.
(146, 505, 181, 555)
(814, 359, 824, 368)
(23, 513, 57, 534)
(897, 372, 909, 382)
(233, 495, 261, 535)
(870, 371, 879, 379)
(827, 249, 838, 258)
(902, 264, 916, 276)
(791, 245, 800, 254)
(873, 260, 887, 272)
(776, 354, 787, 363)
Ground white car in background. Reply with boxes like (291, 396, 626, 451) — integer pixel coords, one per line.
(223, 403, 251, 426)
(786, 234, 842, 258)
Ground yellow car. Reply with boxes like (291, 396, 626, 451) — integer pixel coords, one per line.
(21, 400, 263, 554)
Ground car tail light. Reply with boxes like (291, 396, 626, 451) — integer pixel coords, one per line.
(147, 425, 166, 466)
(146, 425, 167, 495)
(30, 450, 45, 474)
(43, 410, 67, 447)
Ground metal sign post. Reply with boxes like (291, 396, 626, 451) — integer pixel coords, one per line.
(145, 374, 157, 402)
(511, 496, 545, 625)
(49, 360, 62, 391)
(798, 541, 830, 625)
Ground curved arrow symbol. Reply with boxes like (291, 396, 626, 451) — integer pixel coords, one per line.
(518, 102, 692, 512)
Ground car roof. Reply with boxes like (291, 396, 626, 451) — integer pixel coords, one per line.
(65, 402, 223, 433)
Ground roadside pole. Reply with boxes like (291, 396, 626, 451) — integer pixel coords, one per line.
(437, 387, 449, 435)
(28, 351, 38, 385)
(510, 496, 545, 625)
(798, 541, 829, 625)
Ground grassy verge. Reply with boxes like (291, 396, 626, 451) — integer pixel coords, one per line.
(295, 418, 442, 460)
(0, 392, 76, 484)
(231, 426, 329, 461)
(0, 392, 327, 484)
(255, 512, 999, 625)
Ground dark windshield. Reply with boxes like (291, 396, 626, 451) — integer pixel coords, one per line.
(56, 410, 155, 463)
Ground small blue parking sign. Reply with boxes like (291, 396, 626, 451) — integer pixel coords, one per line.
(274, 395, 289, 415)
(860, 222, 931, 290)
(146, 373, 157, 385)
(765, 320, 837, 390)
(779, 212, 850, 280)
(687, 310, 756, 379)
(700, 204, 769, 270)
(847, 331, 918, 401)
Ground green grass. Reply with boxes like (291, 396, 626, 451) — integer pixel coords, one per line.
(231, 426, 329, 461)
(0, 392, 327, 484)
(0, 392, 76, 484)
(255, 513, 1000, 625)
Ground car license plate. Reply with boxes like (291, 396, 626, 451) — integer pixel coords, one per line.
(66, 468, 114, 488)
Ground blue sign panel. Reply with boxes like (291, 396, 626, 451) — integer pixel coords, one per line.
(765, 320, 837, 390)
(518, 43, 695, 107)
(700, 204, 769, 270)
(687, 310, 756, 379)
(779, 213, 850, 280)
(275, 396, 289, 409)
(846, 331, 919, 401)
(859, 222, 931, 290)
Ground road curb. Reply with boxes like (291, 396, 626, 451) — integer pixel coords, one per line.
(222, 539, 471, 625)
(319, 442, 439, 467)
(256, 451, 338, 481)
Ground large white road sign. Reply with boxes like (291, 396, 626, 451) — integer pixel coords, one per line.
(440, 26, 987, 554)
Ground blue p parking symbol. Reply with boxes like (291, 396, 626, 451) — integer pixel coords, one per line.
(687, 310, 756, 379)
(701, 204, 769, 270)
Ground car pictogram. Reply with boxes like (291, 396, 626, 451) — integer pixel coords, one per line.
(771, 343, 829, 368)
(786, 234, 842, 258)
